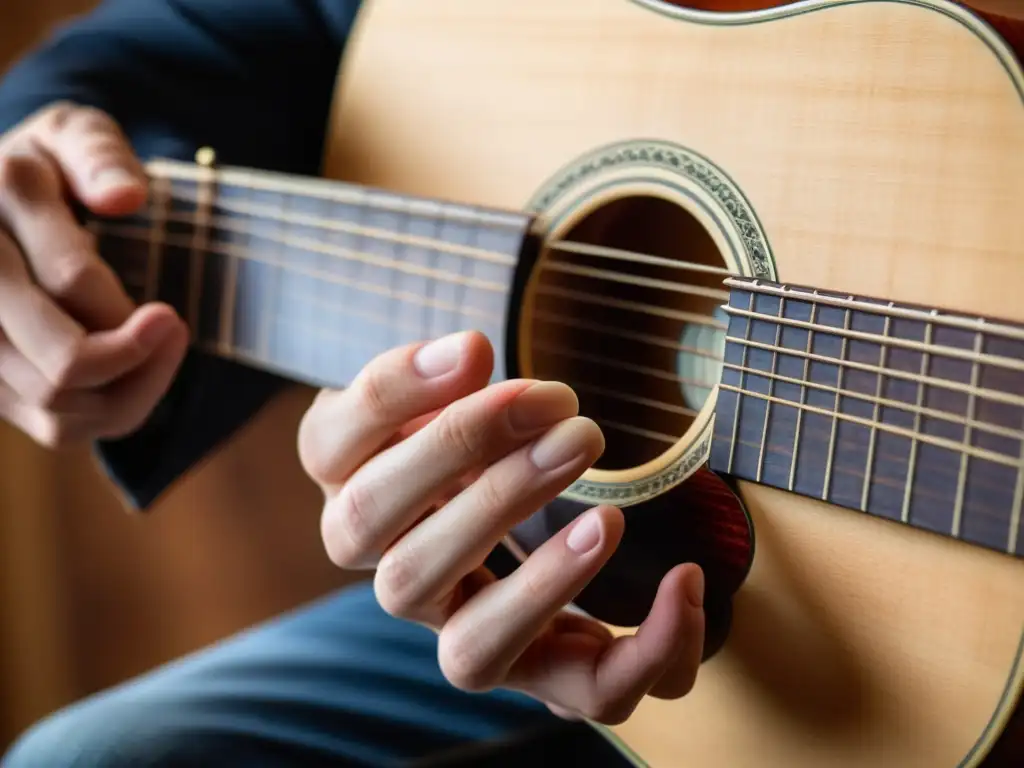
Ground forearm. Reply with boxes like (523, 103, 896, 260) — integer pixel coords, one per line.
(0, 0, 362, 509)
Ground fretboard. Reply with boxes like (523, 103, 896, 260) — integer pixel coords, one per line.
(90, 157, 535, 388)
(709, 277, 1024, 559)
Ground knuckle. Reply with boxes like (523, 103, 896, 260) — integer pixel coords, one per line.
(471, 471, 510, 516)
(517, 561, 552, 606)
(0, 153, 49, 201)
(37, 101, 78, 132)
(321, 483, 378, 568)
(433, 406, 484, 459)
(355, 366, 392, 420)
(42, 253, 101, 301)
(74, 106, 116, 136)
(373, 550, 420, 618)
(437, 630, 500, 693)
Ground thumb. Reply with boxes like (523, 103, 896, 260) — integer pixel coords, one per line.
(32, 103, 147, 217)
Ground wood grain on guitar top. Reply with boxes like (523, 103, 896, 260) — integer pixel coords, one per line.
(316, 0, 1024, 764)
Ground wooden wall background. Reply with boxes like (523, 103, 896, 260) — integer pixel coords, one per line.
(0, 2, 348, 750)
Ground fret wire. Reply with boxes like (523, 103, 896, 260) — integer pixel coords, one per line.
(901, 312, 936, 524)
(257, 192, 287, 360)
(218, 185, 245, 356)
(188, 161, 215, 339)
(1009, 435, 1024, 554)
(387, 202, 411, 349)
(725, 276, 1024, 346)
(145, 178, 169, 303)
(952, 330, 984, 537)
(425, 211, 444, 339)
(725, 290, 756, 475)
(755, 295, 786, 483)
(723, 305, 1024, 375)
(861, 307, 893, 511)
(720, 361, 1024, 445)
(718, 382, 1019, 469)
(822, 304, 853, 501)
(219, 247, 239, 356)
(726, 334, 1024, 409)
(788, 299, 818, 492)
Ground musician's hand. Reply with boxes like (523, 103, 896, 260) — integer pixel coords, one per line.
(0, 103, 188, 447)
(298, 331, 706, 725)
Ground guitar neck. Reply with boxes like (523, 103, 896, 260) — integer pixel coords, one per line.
(88, 156, 536, 389)
(710, 276, 1024, 560)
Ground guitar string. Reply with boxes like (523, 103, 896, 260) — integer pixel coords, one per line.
(96, 206, 1024, 379)
(162, 183, 738, 282)
(140, 175, 1024, 344)
(235, 304, 1019, 505)
(103, 251, 1024, 472)
(95, 222, 728, 331)
(95, 221, 1024, 407)
(197, 310, 1024, 491)
(135, 167, 1024, 527)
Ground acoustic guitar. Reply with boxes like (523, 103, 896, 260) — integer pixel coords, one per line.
(87, 0, 1024, 764)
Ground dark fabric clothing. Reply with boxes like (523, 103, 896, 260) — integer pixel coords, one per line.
(0, 0, 363, 509)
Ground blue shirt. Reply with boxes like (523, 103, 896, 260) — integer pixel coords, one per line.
(0, 0, 364, 508)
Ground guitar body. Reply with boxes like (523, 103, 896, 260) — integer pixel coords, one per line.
(320, 1, 1024, 765)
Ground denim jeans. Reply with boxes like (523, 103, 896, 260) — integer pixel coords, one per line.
(2, 582, 633, 767)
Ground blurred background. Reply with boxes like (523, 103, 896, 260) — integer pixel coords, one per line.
(0, 3, 350, 750)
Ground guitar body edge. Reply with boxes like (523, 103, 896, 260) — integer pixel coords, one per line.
(323, 0, 1024, 764)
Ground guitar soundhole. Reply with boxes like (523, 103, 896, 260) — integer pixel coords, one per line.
(526, 194, 729, 470)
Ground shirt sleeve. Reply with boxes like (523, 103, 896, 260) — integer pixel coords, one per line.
(0, 0, 363, 509)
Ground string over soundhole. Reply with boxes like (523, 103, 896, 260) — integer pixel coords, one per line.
(523, 193, 731, 473)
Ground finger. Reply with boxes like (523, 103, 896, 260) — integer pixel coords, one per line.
(0, 379, 94, 448)
(0, 333, 104, 414)
(93, 313, 190, 439)
(298, 330, 494, 491)
(373, 415, 604, 622)
(0, 225, 182, 389)
(511, 563, 706, 725)
(322, 380, 581, 570)
(29, 103, 147, 216)
(0, 116, 140, 328)
(434, 504, 625, 693)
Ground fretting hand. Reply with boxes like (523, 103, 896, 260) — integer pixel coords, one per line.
(0, 102, 187, 447)
(298, 330, 706, 725)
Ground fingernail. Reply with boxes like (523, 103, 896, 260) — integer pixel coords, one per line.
(93, 166, 138, 191)
(686, 567, 705, 609)
(507, 381, 578, 434)
(414, 332, 466, 378)
(529, 416, 599, 471)
(566, 509, 602, 555)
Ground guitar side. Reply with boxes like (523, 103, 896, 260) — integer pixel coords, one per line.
(321, 0, 1024, 765)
